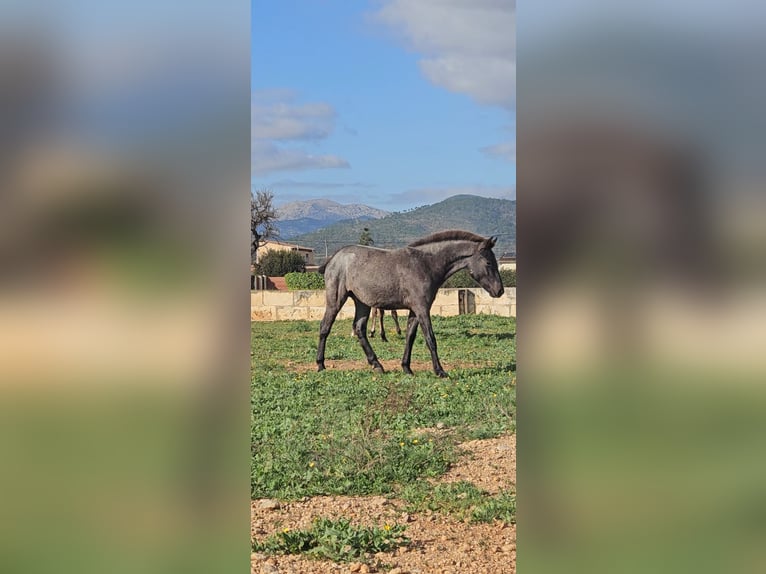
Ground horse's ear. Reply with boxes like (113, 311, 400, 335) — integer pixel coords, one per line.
(484, 236, 497, 249)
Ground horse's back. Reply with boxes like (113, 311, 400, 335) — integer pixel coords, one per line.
(322, 246, 408, 305)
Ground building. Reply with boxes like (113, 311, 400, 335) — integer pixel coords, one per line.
(257, 240, 316, 266)
(498, 255, 516, 271)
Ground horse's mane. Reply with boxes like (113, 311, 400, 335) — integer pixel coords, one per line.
(408, 230, 486, 247)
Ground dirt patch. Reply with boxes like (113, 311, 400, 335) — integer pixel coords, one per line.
(436, 435, 516, 494)
(251, 496, 515, 574)
(252, 434, 516, 574)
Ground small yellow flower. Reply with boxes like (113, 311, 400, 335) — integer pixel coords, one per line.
(384, 523, 392, 531)
(283, 527, 290, 533)
(412, 439, 419, 444)
(441, 394, 448, 398)
(309, 461, 315, 468)
(399, 441, 405, 447)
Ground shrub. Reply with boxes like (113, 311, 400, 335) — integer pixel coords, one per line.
(500, 269, 516, 287)
(285, 271, 325, 290)
(259, 250, 306, 276)
(441, 268, 516, 289)
(442, 269, 477, 288)
(252, 517, 410, 563)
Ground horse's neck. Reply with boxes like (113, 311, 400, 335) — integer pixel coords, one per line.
(417, 240, 475, 278)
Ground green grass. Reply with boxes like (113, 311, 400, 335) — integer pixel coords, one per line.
(252, 517, 410, 563)
(251, 314, 515, 501)
(399, 481, 516, 524)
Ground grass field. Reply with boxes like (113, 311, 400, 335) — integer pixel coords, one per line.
(251, 314, 515, 499)
(251, 314, 515, 565)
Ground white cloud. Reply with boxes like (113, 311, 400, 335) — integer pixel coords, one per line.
(252, 90, 351, 175)
(481, 140, 515, 162)
(252, 141, 350, 175)
(373, 0, 515, 108)
(252, 101, 336, 140)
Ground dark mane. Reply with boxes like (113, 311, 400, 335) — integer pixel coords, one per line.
(408, 230, 486, 247)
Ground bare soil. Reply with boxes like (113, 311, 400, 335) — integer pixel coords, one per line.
(251, 434, 516, 574)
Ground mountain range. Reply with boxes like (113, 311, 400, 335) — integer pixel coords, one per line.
(276, 199, 389, 237)
(282, 195, 515, 262)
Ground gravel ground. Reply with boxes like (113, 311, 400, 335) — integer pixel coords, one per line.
(251, 434, 516, 574)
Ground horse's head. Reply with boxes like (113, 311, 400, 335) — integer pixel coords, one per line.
(467, 236, 505, 297)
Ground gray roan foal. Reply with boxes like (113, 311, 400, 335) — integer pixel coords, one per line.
(316, 230, 504, 377)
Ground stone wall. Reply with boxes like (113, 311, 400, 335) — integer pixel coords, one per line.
(251, 288, 516, 321)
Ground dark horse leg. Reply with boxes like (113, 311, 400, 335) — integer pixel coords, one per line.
(377, 308, 389, 342)
(414, 308, 448, 378)
(401, 311, 419, 375)
(351, 298, 384, 373)
(317, 293, 348, 371)
(390, 310, 402, 336)
(372, 309, 401, 343)
(369, 307, 380, 339)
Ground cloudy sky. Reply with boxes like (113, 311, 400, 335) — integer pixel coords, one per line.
(252, 0, 515, 211)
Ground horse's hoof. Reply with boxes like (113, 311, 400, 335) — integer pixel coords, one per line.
(381, 336, 388, 343)
(436, 370, 449, 378)
(402, 366, 414, 375)
(317, 364, 325, 372)
(373, 364, 385, 374)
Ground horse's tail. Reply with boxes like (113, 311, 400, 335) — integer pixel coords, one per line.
(317, 251, 338, 275)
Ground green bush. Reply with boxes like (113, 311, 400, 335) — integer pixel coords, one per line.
(442, 270, 477, 288)
(285, 271, 325, 290)
(441, 268, 516, 289)
(259, 250, 306, 276)
(500, 268, 516, 287)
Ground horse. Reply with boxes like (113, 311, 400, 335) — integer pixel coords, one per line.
(349, 309, 401, 340)
(369, 308, 401, 341)
(316, 230, 504, 377)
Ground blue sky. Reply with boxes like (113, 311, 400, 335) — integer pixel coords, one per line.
(252, 0, 515, 211)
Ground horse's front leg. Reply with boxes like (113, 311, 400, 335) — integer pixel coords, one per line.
(414, 309, 447, 378)
(401, 311, 419, 375)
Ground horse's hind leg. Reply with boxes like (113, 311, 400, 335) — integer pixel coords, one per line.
(317, 293, 348, 371)
(352, 300, 384, 373)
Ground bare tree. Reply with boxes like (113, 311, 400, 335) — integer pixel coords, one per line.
(251, 189, 278, 265)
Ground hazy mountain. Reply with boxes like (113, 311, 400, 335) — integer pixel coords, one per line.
(289, 194, 515, 262)
(277, 199, 389, 237)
